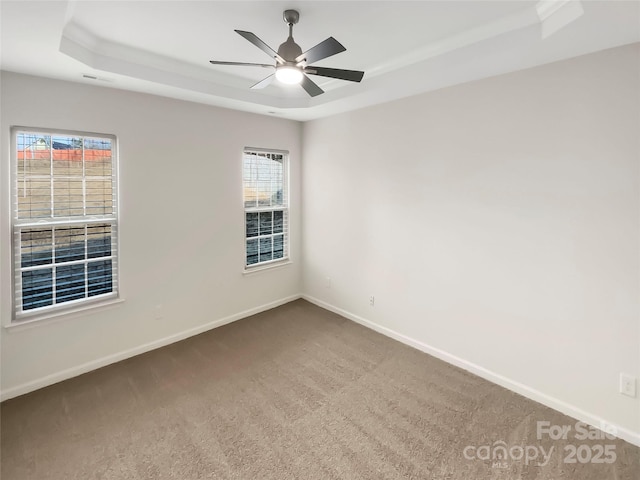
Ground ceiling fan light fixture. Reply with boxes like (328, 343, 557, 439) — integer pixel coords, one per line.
(275, 65, 303, 85)
(209, 10, 364, 97)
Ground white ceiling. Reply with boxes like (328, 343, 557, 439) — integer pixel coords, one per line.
(1, 1, 639, 121)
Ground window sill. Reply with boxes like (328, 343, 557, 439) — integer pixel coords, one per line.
(5, 298, 125, 332)
(243, 259, 292, 275)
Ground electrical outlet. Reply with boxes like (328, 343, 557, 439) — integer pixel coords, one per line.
(620, 373, 637, 398)
(369, 295, 375, 307)
(325, 277, 332, 289)
(154, 304, 164, 320)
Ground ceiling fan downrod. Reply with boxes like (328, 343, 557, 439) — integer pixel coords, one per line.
(279, 10, 303, 62)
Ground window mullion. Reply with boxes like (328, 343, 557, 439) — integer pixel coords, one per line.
(269, 153, 274, 209)
(84, 224, 89, 298)
(82, 138, 87, 216)
(82, 142, 89, 300)
(15, 215, 117, 228)
(252, 154, 258, 209)
(15, 228, 23, 312)
(51, 227, 57, 306)
(20, 255, 114, 273)
(49, 138, 54, 219)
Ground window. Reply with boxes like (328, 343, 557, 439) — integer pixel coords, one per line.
(243, 148, 289, 268)
(11, 128, 118, 321)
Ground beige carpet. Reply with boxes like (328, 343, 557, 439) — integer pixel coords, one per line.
(1, 299, 638, 479)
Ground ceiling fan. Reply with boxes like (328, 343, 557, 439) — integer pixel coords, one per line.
(209, 9, 364, 97)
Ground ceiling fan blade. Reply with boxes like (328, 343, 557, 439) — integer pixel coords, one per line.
(210, 61, 275, 68)
(295, 37, 345, 65)
(305, 66, 364, 82)
(251, 74, 275, 89)
(300, 74, 324, 97)
(235, 30, 285, 64)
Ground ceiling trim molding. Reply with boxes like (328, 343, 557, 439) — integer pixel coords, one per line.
(364, 4, 540, 80)
(59, 21, 312, 110)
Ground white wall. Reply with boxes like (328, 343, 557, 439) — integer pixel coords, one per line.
(0, 72, 302, 396)
(302, 44, 640, 441)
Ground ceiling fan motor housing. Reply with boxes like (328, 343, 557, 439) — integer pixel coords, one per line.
(278, 37, 303, 63)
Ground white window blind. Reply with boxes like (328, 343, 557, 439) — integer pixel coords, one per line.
(243, 148, 289, 268)
(12, 128, 119, 321)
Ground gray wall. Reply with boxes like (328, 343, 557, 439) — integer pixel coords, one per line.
(302, 44, 640, 440)
(2, 43, 638, 444)
(0, 72, 303, 396)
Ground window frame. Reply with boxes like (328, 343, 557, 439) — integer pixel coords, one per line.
(10, 126, 120, 324)
(242, 147, 290, 272)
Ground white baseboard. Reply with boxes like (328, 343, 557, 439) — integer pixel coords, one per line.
(302, 294, 640, 448)
(0, 294, 302, 402)
(4, 292, 638, 448)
